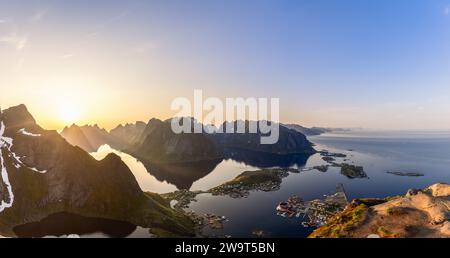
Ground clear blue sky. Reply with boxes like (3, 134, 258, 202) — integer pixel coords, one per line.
(1, 0, 450, 129)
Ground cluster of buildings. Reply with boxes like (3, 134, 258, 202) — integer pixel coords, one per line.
(276, 184, 349, 227)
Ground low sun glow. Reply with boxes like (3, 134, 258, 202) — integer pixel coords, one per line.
(59, 102, 81, 124)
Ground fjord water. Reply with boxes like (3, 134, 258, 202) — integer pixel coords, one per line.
(10, 131, 450, 238)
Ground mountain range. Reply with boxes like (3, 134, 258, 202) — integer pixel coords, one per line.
(282, 124, 330, 136)
(61, 118, 318, 165)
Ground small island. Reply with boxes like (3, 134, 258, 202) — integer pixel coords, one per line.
(319, 150, 347, 158)
(339, 163, 367, 179)
(386, 171, 424, 177)
(313, 165, 330, 172)
(210, 168, 299, 198)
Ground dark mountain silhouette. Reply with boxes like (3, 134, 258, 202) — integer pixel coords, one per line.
(60, 118, 317, 164)
(129, 118, 223, 164)
(0, 104, 194, 237)
(212, 121, 316, 155)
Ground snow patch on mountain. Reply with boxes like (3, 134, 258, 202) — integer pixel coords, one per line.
(0, 121, 14, 213)
(18, 128, 41, 137)
(29, 167, 47, 174)
(0, 119, 48, 213)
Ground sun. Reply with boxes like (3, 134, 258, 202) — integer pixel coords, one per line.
(59, 102, 81, 124)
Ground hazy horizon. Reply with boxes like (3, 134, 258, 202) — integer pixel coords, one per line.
(2, 0, 450, 131)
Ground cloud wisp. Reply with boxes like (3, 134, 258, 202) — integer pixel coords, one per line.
(0, 33, 28, 50)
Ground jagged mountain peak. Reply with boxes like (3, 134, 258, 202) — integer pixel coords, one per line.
(135, 121, 146, 127)
(60, 124, 95, 152)
(148, 118, 164, 125)
(0, 104, 37, 131)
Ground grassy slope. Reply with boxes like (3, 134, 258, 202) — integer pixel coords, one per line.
(309, 198, 400, 238)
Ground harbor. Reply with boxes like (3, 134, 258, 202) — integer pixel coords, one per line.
(276, 184, 349, 227)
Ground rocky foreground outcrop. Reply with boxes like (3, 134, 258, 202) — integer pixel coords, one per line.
(309, 183, 450, 238)
(0, 105, 194, 237)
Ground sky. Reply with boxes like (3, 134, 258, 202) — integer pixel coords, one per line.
(1, 0, 450, 130)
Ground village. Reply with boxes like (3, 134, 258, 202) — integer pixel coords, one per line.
(276, 184, 349, 227)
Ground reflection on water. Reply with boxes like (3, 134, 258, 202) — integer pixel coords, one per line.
(91, 145, 256, 192)
(223, 148, 312, 168)
(91, 145, 313, 192)
(13, 212, 137, 238)
(90, 145, 177, 193)
(141, 159, 222, 190)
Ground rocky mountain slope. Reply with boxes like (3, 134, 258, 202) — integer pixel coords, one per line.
(129, 118, 223, 164)
(309, 183, 450, 238)
(0, 104, 194, 237)
(212, 121, 316, 155)
(109, 121, 147, 150)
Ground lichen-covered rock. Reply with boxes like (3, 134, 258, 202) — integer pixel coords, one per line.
(426, 183, 450, 197)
